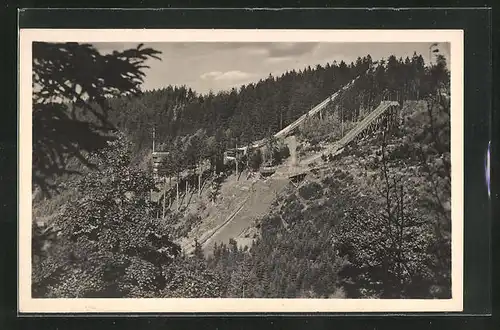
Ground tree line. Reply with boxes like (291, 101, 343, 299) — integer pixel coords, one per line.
(106, 52, 448, 181)
(32, 41, 450, 298)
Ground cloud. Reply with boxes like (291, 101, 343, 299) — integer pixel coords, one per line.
(92, 42, 142, 54)
(200, 70, 254, 82)
(200, 71, 223, 80)
(91, 41, 443, 95)
(247, 47, 270, 56)
(265, 57, 294, 64)
(266, 43, 319, 59)
(200, 42, 319, 60)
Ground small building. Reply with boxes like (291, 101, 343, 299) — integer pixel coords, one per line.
(259, 166, 277, 177)
(223, 146, 250, 164)
(152, 151, 170, 179)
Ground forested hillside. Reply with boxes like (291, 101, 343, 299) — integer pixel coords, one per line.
(202, 97, 451, 299)
(106, 52, 443, 163)
(32, 42, 451, 299)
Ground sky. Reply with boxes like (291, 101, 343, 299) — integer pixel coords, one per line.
(93, 42, 450, 95)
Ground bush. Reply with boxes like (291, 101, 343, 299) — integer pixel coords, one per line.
(298, 181, 323, 200)
(249, 148, 263, 170)
(335, 158, 446, 298)
(32, 134, 181, 298)
(279, 145, 290, 160)
(173, 214, 202, 239)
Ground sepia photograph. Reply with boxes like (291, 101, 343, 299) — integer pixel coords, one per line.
(18, 29, 464, 313)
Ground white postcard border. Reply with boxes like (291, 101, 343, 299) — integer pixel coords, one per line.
(18, 29, 464, 313)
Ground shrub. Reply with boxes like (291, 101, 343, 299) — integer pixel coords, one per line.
(32, 134, 181, 298)
(298, 181, 323, 200)
(249, 148, 263, 170)
(279, 145, 290, 160)
(173, 214, 202, 239)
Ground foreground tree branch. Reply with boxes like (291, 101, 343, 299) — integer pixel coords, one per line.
(32, 42, 162, 196)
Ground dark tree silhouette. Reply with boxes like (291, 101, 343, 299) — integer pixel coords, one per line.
(32, 42, 161, 195)
(32, 49, 451, 299)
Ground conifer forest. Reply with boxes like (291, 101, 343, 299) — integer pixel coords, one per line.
(32, 41, 451, 299)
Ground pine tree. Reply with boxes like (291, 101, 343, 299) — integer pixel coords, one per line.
(32, 42, 161, 194)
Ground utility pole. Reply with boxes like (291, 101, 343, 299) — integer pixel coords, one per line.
(151, 127, 155, 201)
(341, 106, 344, 137)
(162, 176, 167, 219)
(152, 127, 156, 153)
(235, 143, 239, 179)
(176, 175, 179, 212)
(280, 108, 283, 130)
(429, 43, 438, 66)
(198, 161, 202, 197)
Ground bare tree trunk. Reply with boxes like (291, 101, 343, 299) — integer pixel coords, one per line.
(235, 159, 239, 180)
(176, 173, 179, 211)
(398, 184, 405, 282)
(198, 162, 202, 197)
(168, 176, 172, 208)
(162, 177, 167, 219)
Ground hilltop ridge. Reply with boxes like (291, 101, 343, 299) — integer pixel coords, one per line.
(32, 50, 451, 299)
